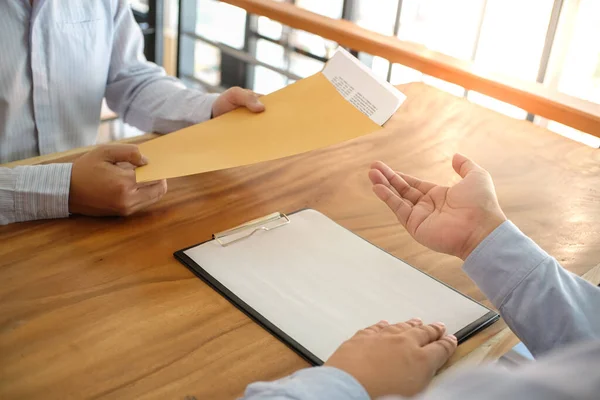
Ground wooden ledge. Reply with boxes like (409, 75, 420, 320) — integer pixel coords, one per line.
(223, 0, 600, 138)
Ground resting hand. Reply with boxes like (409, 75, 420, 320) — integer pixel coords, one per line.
(369, 153, 506, 260)
(70, 144, 167, 217)
(211, 87, 265, 118)
(325, 319, 457, 398)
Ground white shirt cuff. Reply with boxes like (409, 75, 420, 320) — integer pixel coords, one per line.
(14, 163, 72, 222)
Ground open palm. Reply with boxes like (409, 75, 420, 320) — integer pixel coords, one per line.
(369, 154, 506, 260)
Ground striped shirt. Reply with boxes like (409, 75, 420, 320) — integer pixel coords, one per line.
(0, 0, 217, 225)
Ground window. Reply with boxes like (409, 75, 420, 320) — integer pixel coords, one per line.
(177, 0, 599, 146)
(542, 0, 600, 146)
(195, 0, 247, 49)
(552, 0, 600, 104)
(295, 0, 343, 19)
(397, 0, 485, 60)
(193, 41, 221, 87)
(354, 0, 398, 35)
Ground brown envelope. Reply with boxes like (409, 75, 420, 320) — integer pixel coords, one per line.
(135, 72, 380, 182)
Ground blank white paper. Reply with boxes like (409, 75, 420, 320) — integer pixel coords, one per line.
(184, 209, 491, 362)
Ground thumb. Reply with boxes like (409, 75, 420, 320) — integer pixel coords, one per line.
(101, 144, 148, 167)
(452, 153, 483, 178)
(226, 87, 265, 113)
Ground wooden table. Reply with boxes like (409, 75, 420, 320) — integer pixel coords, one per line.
(1, 83, 599, 399)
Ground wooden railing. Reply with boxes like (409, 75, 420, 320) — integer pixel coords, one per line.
(222, 0, 600, 138)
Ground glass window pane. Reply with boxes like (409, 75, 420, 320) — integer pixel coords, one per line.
(353, 0, 398, 35)
(546, 121, 600, 148)
(194, 41, 221, 86)
(196, 0, 246, 49)
(289, 30, 337, 59)
(257, 16, 283, 41)
(390, 63, 423, 85)
(371, 56, 391, 81)
(255, 39, 285, 69)
(422, 75, 464, 97)
(554, 0, 600, 103)
(467, 91, 527, 120)
(473, 0, 554, 81)
(291, 0, 341, 58)
(289, 52, 324, 78)
(398, 0, 486, 60)
(252, 66, 287, 94)
(358, 53, 390, 80)
(295, 0, 343, 19)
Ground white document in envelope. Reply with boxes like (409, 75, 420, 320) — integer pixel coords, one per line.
(323, 48, 406, 125)
(181, 209, 497, 363)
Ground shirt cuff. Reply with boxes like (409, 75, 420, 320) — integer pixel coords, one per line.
(151, 91, 219, 133)
(462, 221, 549, 309)
(14, 164, 72, 222)
(195, 92, 220, 122)
(244, 366, 370, 400)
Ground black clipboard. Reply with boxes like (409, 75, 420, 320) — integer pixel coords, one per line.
(174, 209, 500, 366)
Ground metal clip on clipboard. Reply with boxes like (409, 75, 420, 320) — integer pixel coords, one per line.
(213, 212, 291, 247)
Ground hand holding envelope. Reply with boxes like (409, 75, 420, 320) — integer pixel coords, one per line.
(211, 87, 265, 118)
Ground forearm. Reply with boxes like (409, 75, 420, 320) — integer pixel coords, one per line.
(0, 165, 71, 225)
(105, 0, 218, 134)
(240, 340, 600, 400)
(241, 367, 369, 400)
(109, 75, 219, 134)
(416, 340, 600, 400)
(463, 221, 600, 356)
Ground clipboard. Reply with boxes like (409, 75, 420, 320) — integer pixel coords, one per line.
(174, 209, 499, 365)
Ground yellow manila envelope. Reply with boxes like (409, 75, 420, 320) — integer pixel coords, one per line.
(135, 48, 406, 182)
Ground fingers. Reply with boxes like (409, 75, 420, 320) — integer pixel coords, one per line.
(116, 161, 136, 170)
(452, 153, 485, 178)
(368, 169, 401, 198)
(356, 320, 390, 336)
(136, 179, 165, 188)
(372, 184, 412, 227)
(224, 87, 265, 113)
(100, 144, 148, 167)
(381, 318, 423, 334)
(370, 161, 424, 204)
(135, 179, 168, 204)
(123, 180, 168, 216)
(396, 172, 437, 194)
(405, 322, 447, 346)
(423, 335, 458, 370)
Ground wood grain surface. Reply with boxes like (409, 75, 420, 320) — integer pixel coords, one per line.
(1, 82, 599, 399)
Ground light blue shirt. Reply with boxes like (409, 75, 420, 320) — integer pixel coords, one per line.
(0, 0, 218, 225)
(241, 221, 600, 399)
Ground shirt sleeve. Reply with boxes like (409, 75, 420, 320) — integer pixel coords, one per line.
(241, 366, 370, 400)
(104, 0, 219, 134)
(241, 341, 600, 400)
(411, 339, 600, 400)
(462, 221, 600, 357)
(0, 164, 72, 225)
(240, 222, 600, 400)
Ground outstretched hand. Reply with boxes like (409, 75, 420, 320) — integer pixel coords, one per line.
(369, 154, 506, 260)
